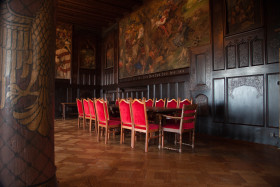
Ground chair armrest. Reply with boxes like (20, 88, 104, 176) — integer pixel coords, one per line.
(162, 115, 181, 119)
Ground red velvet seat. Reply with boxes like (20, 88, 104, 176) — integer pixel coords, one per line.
(119, 99, 133, 146)
(76, 98, 84, 128)
(88, 99, 97, 133)
(162, 104, 197, 152)
(83, 99, 91, 130)
(131, 99, 161, 152)
(95, 99, 120, 144)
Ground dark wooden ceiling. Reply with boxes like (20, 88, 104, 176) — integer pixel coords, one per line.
(57, 0, 143, 33)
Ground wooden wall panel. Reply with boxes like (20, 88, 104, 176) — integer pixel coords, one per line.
(213, 78, 225, 122)
(266, 0, 280, 64)
(227, 75, 264, 126)
(226, 44, 236, 69)
(267, 73, 279, 128)
(251, 38, 264, 66)
(196, 54, 206, 85)
(237, 41, 249, 67)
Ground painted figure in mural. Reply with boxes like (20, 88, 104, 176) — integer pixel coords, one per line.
(55, 25, 72, 79)
(119, 0, 210, 79)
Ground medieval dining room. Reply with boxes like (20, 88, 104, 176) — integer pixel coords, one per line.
(0, 0, 280, 186)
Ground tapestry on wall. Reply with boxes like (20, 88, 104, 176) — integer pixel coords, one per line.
(105, 31, 115, 68)
(119, 0, 210, 79)
(79, 38, 96, 69)
(55, 22, 72, 79)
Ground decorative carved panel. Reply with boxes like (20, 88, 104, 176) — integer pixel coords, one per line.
(227, 75, 264, 126)
(237, 41, 249, 67)
(251, 38, 264, 66)
(226, 44, 236, 69)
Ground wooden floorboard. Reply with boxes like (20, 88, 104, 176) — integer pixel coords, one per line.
(55, 119, 280, 186)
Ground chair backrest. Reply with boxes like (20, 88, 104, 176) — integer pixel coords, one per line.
(83, 99, 90, 117)
(88, 99, 96, 118)
(131, 99, 148, 129)
(166, 98, 178, 108)
(179, 98, 192, 108)
(179, 104, 198, 131)
(104, 99, 110, 120)
(155, 98, 165, 108)
(95, 99, 107, 123)
(115, 98, 119, 106)
(145, 99, 154, 107)
(76, 98, 84, 117)
(119, 99, 132, 125)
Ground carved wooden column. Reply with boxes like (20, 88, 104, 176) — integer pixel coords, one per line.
(0, 0, 56, 186)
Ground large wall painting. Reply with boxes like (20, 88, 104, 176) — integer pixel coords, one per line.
(55, 22, 72, 79)
(225, 0, 262, 35)
(119, 0, 210, 79)
(79, 39, 96, 69)
(105, 31, 115, 68)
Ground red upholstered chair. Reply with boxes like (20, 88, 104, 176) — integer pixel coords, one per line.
(155, 98, 166, 108)
(145, 99, 154, 107)
(131, 99, 161, 152)
(83, 99, 91, 130)
(179, 98, 192, 108)
(115, 98, 119, 106)
(166, 98, 179, 108)
(88, 99, 97, 133)
(76, 98, 84, 128)
(162, 104, 198, 152)
(104, 99, 120, 121)
(119, 99, 133, 146)
(95, 99, 120, 144)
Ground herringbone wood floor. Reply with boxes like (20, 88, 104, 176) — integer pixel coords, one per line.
(55, 119, 280, 187)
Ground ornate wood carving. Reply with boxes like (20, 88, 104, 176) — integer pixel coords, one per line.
(237, 41, 249, 67)
(226, 43, 236, 69)
(227, 75, 264, 126)
(251, 37, 264, 66)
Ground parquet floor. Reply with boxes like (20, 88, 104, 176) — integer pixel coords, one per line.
(55, 119, 280, 187)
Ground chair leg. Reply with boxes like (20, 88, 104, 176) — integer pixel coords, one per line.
(78, 118, 80, 128)
(179, 133, 182, 153)
(89, 119, 92, 132)
(83, 117, 85, 130)
(161, 130, 164, 148)
(95, 120, 98, 134)
(174, 134, 177, 145)
(131, 129, 135, 148)
(120, 127, 123, 144)
(97, 126, 100, 142)
(145, 132, 149, 152)
(105, 127, 108, 144)
(192, 130, 195, 149)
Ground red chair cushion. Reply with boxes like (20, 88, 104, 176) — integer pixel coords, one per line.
(111, 117, 120, 121)
(99, 120, 120, 126)
(122, 123, 132, 127)
(135, 123, 159, 130)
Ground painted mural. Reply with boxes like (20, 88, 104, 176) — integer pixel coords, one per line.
(119, 0, 210, 79)
(80, 39, 96, 69)
(105, 32, 115, 68)
(55, 23, 72, 79)
(226, 0, 262, 34)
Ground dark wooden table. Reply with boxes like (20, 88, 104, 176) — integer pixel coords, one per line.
(61, 102, 77, 120)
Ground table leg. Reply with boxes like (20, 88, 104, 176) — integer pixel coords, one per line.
(158, 114, 162, 149)
(62, 104, 66, 120)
